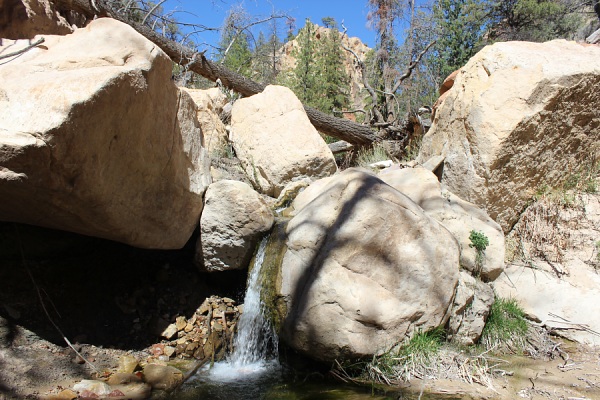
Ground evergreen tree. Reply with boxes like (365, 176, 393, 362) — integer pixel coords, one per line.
(432, 0, 487, 82)
(486, 0, 582, 42)
(288, 20, 350, 115)
(218, 8, 253, 78)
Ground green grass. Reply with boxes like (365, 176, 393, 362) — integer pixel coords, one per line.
(480, 297, 528, 353)
(355, 143, 389, 170)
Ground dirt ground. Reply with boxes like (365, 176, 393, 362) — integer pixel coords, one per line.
(413, 341, 600, 400)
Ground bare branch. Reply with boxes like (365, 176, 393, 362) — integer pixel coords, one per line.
(142, 0, 166, 25)
(340, 22, 385, 124)
(391, 40, 436, 94)
(0, 37, 45, 61)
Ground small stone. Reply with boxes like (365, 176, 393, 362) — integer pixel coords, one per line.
(197, 299, 210, 315)
(175, 343, 187, 355)
(193, 347, 204, 359)
(161, 323, 178, 340)
(150, 343, 164, 356)
(117, 355, 139, 374)
(176, 337, 187, 345)
(73, 380, 111, 396)
(237, 305, 244, 314)
(108, 389, 125, 397)
(223, 297, 235, 304)
(184, 323, 193, 333)
(175, 316, 187, 331)
(213, 323, 223, 332)
(163, 345, 176, 357)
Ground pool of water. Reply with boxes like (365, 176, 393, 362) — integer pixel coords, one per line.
(171, 360, 463, 400)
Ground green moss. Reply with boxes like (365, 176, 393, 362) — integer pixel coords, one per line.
(257, 221, 289, 333)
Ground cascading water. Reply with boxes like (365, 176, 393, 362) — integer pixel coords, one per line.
(204, 237, 280, 381)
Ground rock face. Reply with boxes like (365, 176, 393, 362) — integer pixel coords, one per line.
(0, 0, 84, 39)
(379, 167, 505, 281)
(230, 85, 337, 197)
(418, 40, 600, 232)
(197, 180, 274, 272)
(447, 272, 495, 345)
(182, 88, 229, 157)
(494, 192, 600, 346)
(278, 168, 459, 361)
(0, 18, 211, 249)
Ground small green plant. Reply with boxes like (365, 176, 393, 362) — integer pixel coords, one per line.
(356, 143, 389, 170)
(469, 230, 489, 275)
(481, 297, 528, 353)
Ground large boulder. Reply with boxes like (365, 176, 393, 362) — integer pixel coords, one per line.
(196, 180, 274, 272)
(0, 18, 211, 249)
(417, 40, 600, 232)
(0, 0, 84, 39)
(379, 167, 505, 281)
(230, 85, 337, 197)
(278, 168, 459, 361)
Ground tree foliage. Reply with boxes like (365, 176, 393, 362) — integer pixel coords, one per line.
(286, 20, 350, 115)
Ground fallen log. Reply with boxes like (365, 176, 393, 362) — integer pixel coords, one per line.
(54, 0, 380, 146)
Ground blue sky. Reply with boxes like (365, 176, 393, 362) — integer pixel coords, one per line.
(162, 0, 379, 55)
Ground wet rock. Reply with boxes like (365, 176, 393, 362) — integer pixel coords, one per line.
(142, 364, 183, 390)
(107, 373, 142, 385)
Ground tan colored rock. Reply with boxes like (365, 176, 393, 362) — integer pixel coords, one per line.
(142, 364, 183, 390)
(379, 167, 505, 281)
(418, 40, 600, 232)
(278, 168, 459, 361)
(495, 192, 600, 346)
(230, 85, 337, 197)
(0, 0, 84, 39)
(0, 18, 210, 249)
(183, 88, 229, 157)
(448, 272, 495, 345)
(117, 355, 139, 374)
(197, 180, 274, 272)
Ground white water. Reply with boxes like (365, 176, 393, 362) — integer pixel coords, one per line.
(205, 237, 280, 382)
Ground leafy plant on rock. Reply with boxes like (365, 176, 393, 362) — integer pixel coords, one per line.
(469, 230, 489, 275)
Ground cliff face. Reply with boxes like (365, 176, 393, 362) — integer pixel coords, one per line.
(278, 25, 371, 114)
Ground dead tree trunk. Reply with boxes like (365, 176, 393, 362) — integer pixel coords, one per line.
(54, 0, 379, 146)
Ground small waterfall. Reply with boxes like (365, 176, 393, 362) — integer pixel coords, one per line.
(206, 237, 279, 380)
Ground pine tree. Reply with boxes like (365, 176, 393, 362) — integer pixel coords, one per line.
(432, 0, 486, 82)
(219, 9, 253, 78)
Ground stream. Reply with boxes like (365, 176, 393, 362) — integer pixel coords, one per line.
(170, 237, 463, 400)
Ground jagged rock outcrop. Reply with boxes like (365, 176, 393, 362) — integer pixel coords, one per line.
(379, 167, 505, 281)
(230, 85, 337, 197)
(0, 0, 85, 38)
(196, 180, 274, 272)
(0, 18, 211, 249)
(277, 168, 459, 362)
(418, 40, 600, 232)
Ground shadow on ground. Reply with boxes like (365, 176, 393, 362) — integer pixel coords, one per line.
(0, 222, 247, 350)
